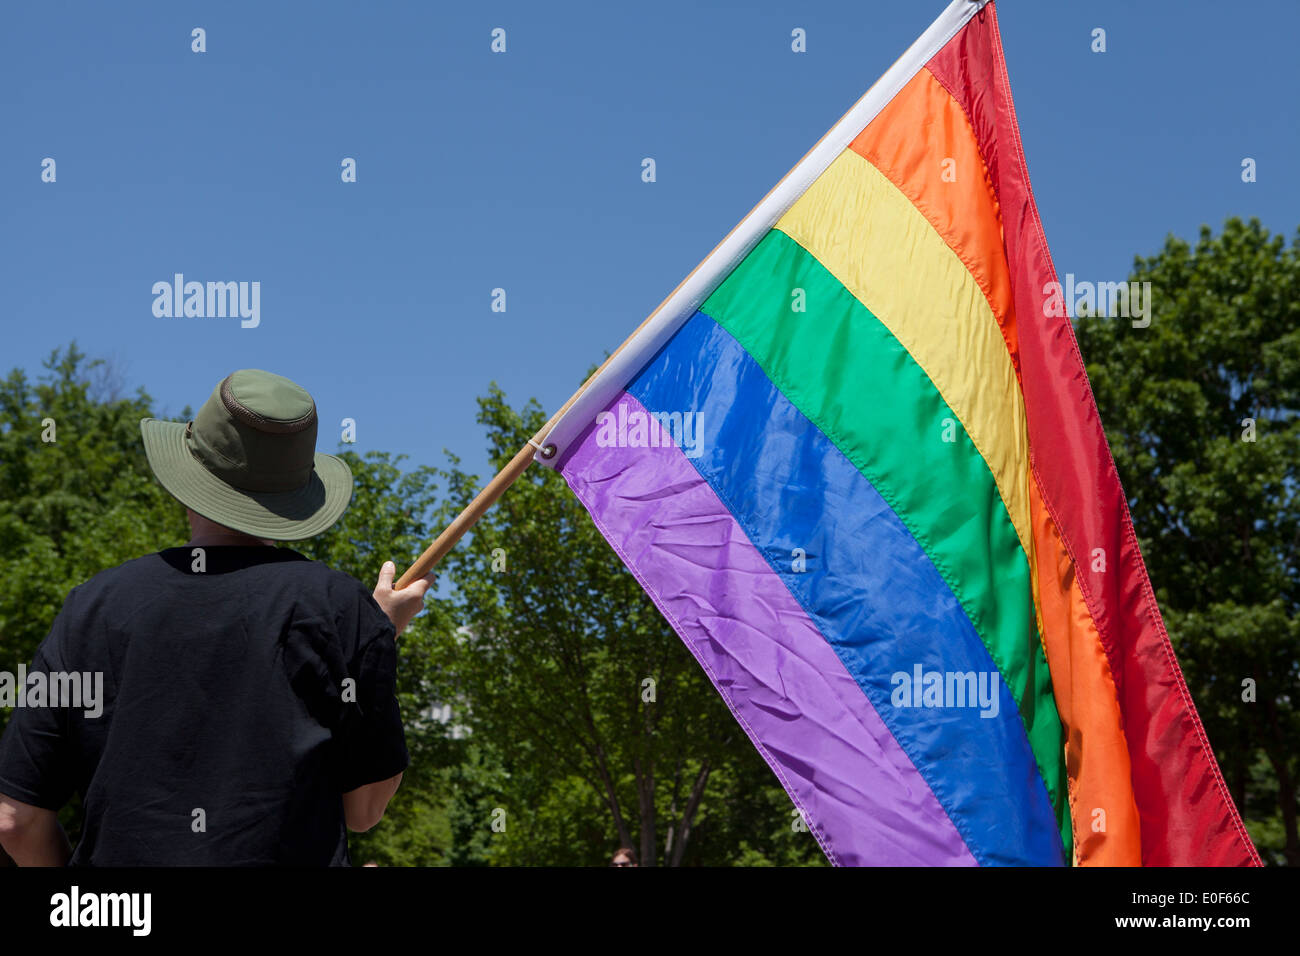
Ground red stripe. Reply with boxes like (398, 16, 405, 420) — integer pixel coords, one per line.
(925, 2, 1258, 866)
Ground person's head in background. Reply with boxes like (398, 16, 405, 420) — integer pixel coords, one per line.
(610, 847, 637, 867)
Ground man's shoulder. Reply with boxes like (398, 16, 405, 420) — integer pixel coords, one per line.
(41, 553, 177, 650)
(276, 552, 374, 599)
(265, 553, 395, 647)
(69, 551, 175, 600)
(255, 551, 388, 626)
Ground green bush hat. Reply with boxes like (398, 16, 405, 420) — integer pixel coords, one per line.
(140, 370, 353, 541)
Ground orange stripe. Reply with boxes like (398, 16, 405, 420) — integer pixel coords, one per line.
(852, 70, 1142, 864)
(1029, 477, 1142, 865)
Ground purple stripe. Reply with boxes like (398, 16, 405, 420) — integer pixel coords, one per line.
(561, 391, 975, 866)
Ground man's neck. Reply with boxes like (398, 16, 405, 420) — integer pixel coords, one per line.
(186, 531, 273, 547)
(185, 510, 275, 547)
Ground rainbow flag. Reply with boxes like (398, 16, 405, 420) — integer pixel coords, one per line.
(536, 0, 1259, 866)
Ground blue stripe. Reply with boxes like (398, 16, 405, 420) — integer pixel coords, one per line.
(627, 310, 1065, 866)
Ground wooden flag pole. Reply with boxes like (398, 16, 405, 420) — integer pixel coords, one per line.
(394, 0, 981, 589)
(393, 435, 537, 589)
(394, 339, 632, 588)
(394, 389, 578, 589)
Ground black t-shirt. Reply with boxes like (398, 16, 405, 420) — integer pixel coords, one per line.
(0, 545, 408, 866)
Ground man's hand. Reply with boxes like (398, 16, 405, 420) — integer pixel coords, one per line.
(372, 561, 435, 636)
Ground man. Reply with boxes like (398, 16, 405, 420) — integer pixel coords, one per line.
(0, 369, 433, 865)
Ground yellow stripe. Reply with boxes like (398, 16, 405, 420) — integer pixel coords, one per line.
(775, 149, 1036, 575)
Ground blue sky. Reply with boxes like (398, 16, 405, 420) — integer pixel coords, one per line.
(3, 0, 1297, 499)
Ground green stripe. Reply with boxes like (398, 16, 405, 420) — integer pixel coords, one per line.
(702, 228, 1070, 851)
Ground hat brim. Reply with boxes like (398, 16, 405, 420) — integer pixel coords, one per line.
(140, 419, 353, 541)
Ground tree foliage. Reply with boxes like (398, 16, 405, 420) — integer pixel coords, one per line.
(0, 345, 186, 731)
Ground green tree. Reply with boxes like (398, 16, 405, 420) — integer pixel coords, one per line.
(427, 385, 826, 866)
(0, 345, 188, 862)
(1074, 217, 1300, 866)
(0, 345, 186, 734)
